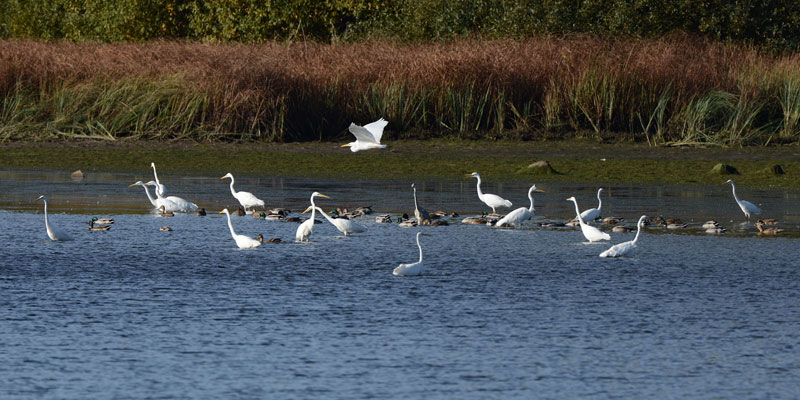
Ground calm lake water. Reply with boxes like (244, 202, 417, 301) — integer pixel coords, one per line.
(1, 168, 799, 398)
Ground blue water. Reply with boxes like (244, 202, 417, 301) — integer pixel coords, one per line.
(1, 169, 799, 398)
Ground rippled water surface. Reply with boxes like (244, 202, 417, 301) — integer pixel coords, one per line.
(1, 168, 799, 399)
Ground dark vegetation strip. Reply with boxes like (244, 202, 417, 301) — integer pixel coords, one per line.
(2, 37, 800, 146)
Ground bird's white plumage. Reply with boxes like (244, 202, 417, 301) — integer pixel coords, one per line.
(220, 208, 261, 249)
(343, 118, 389, 152)
(144, 181, 198, 213)
(306, 206, 367, 236)
(567, 196, 610, 242)
(295, 192, 330, 242)
(130, 180, 159, 207)
(393, 232, 424, 276)
(600, 215, 647, 257)
(222, 172, 265, 211)
(412, 183, 431, 225)
(580, 188, 604, 221)
(150, 162, 167, 197)
(496, 184, 541, 228)
(468, 172, 512, 213)
(726, 180, 761, 219)
(36, 195, 73, 241)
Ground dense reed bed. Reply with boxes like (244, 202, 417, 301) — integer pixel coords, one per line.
(3, 36, 800, 146)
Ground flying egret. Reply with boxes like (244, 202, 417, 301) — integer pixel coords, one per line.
(219, 208, 262, 249)
(412, 183, 431, 225)
(144, 181, 198, 212)
(393, 232, 424, 276)
(600, 215, 647, 257)
(580, 188, 604, 222)
(341, 118, 388, 152)
(725, 179, 762, 219)
(295, 192, 330, 242)
(35, 195, 73, 241)
(496, 184, 544, 228)
(467, 172, 512, 213)
(304, 206, 367, 236)
(150, 162, 167, 197)
(566, 196, 610, 242)
(221, 173, 265, 212)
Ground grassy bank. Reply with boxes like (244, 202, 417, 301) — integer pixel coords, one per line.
(3, 38, 800, 147)
(2, 140, 798, 190)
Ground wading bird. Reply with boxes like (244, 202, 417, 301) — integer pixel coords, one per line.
(219, 208, 262, 249)
(725, 179, 761, 219)
(304, 206, 366, 236)
(341, 118, 388, 152)
(496, 185, 544, 228)
(145, 181, 198, 213)
(467, 172, 511, 213)
(566, 196, 610, 242)
(221, 173, 265, 212)
(411, 183, 431, 225)
(600, 215, 647, 258)
(393, 232, 424, 276)
(150, 162, 167, 197)
(580, 188, 604, 222)
(295, 192, 330, 242)
(35, 195, 73, 241)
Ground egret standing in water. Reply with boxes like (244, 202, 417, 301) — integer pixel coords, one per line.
(466, 172, 512, 213)
(150, 162, 167, 197)
(600, 215, 647, 257)
(411, 183, 431, 225)
(566, 196, 610, 242)
(393, 232, 424, 276)
(580, 188, 604, 222)
(145, 181, 198, 213)
(295, 192, 330, 242)
(35, 195, 73, 241)
(496, 185, 544, 228)
(129, 180, 159, 208)
(304, 206, 367, 236)
(219, 208, 262, 249)
(221, 173, 265, 212)
(341, 118, 388, 152)
(725, 179, 762, 219)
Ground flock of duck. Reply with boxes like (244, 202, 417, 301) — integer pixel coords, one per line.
(30, 118, 784, 276)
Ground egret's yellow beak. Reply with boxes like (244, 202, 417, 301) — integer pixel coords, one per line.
(128, 183, 137, 187)
(220, 176, 227, 179)
(218, 209, 226, 214)
(317, 194, 331, 199)
(464, 174, 473, 178)
(341, 143, 351, 147)
(301, 206, 313, 214)
(537, 189, 547, 193)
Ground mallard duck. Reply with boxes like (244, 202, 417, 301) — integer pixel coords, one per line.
(540, 222, 566, 228)
(196, 208, 207, 216)
(265, 213, 283, 221)
(755, 220, 784, 235)
(284, 217, 302, 223)
(702, 220, 721, 229)
(92, 217, 114, 225)
(88, 218, 112, 231)
(158, 205, 174, 217)
(375, 214, 393, 223)
(705, 227, 726, 234)
(602, 217, 624, 225)
(233, 206, 246, 216)
(565, 218, 581, 227)
(269, 208, 290, 216)
(461, 216, 487, 225)
(761, 219, 779, 225)
(612, 225, 633, 233)
(159, 226, 172, 231)
(398, 217, 417, 227)
(354, 206, 373, 215)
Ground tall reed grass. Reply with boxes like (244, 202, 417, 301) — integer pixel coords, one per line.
(3, 36, 800, 145)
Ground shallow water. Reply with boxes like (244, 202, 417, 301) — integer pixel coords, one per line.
(1, 168, 799, 398)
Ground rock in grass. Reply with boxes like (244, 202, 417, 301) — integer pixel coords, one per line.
(522, 160, 560, 175)
(764, 164, 785, 175)
(70, 170, 84, 182)
(711, 163, 739, 175)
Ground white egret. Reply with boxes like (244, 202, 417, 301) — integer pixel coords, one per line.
(304, 206, 367, 236)
(221, 173, 265, 212)
(566, 196, 610, 242)
(219, 208, 262, 249)
(129, 180, 158, 207)
(580, 188, 604, 221)
(341, 118, 388, 152)
(467, 172, 512, 213)
(35, 195, 73, 241)
(600, 215, 647, 257)
(393, 232, 424, 276)
(144, 181, 198, 212)
(150, 162, 167, 197)
(496, 184, 544, 228)
(412, 183, 431, 225)
(295, 192, 330, 242)
(725, 179, 762, 219)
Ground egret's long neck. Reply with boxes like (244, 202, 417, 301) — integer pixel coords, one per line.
(416, 234, 423, 263)
(596, 190, 603, 211)
(475, 176, 484, 199)
(152, 164, 161, 186)
(413, 187, 420, 212)
(730, 183, 740, 203)
(42, 199, 51, 230)
(225, 211, 237, 237)
(310, 196, 318, 222)
(141, 184, 157, 205)
(570, 199, 585, 224)
(315, 206, 335, 224)
(632, 217, 644, 244)
(528, 189, 535, 212)
(228, 177, 237, 197)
